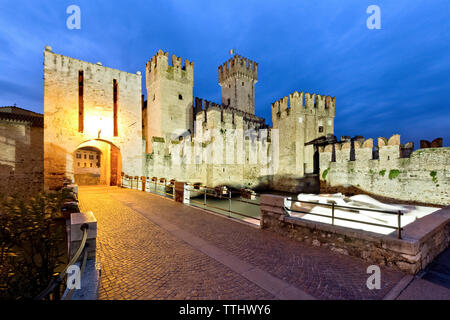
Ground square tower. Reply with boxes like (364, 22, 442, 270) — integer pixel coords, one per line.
(145, 50, 194, 152)
(271, 91, 335, 178)
(219, 54, 258, 115)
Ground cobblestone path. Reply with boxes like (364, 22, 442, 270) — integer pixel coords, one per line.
(78, 186, 405, 300)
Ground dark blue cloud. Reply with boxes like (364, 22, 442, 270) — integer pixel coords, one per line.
(0, 0, 449, 147)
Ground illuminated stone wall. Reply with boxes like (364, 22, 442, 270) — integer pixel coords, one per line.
(43, 47, 142, 190)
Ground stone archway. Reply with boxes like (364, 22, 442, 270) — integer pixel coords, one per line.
(73, 139, 122, 186)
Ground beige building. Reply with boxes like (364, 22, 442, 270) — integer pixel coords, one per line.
(0, 106, 44, 196)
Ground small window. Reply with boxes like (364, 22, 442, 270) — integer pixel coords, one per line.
(77, 162, 80, 167)
(242, 82, 244, 86)
(84, 163, 87, 167)
(89, 155, 94, 160)
(96, 155, 99, 159)
(84, 154, 87, 159)
(153, 94, 155, 101)
(229, 84, 231, 88)
(76, 153, 81, 159)
(90, 163, 93, 167)
(319, 126, 324, 133)
(178, 94, 183, 100)
(227, 98, 230, 106)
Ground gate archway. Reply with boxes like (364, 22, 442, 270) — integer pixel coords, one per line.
(73, 139, 122, 186)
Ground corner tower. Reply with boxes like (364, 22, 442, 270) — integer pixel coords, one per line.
(145, 50, 194, 152)
(218, 54, 258, 115)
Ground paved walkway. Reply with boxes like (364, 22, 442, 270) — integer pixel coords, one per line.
(78, 186, 449, 300)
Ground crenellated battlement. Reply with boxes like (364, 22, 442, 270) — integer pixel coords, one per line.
(194, 97, 265, 127)
(318, 135, 449, 205)
(146, 49, 194, 83)
(271, 91, 335, 120)
(218, 54, 258, 83)
(318, 134, 420, 163)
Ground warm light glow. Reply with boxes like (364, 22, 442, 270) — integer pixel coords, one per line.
(84, 114, 113, 139)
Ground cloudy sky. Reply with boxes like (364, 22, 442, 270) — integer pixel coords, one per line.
(0, 0, 449, 146)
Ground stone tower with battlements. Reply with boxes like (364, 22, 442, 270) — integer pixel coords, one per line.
(145, 50, 194, 152)
(271, 91, 335, 184)
(218, 54, 258, 115)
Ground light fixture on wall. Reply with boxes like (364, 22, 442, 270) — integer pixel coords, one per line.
(97, 116, 103, 139)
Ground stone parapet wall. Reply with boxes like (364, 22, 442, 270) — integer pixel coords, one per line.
(319, 135, 450, 205)
(260, 194, 450, 274)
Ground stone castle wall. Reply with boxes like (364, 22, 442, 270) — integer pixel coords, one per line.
(144, 105, 274, 189)
(43, 47, 142, 190)
(319, 134, 450, 205)
(142, 88, 336, 193)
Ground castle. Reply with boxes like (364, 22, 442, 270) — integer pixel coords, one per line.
(0, 45, 447, 205)
(42, 46, 336, 194)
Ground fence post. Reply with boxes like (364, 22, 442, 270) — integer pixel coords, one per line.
(141, 176, 146, 191)
(174, 181, 185, 203)
(228, 190, 232, 217)
(398, 211, 402, 239)
(331, 203, 335, 226)
(204, 187, 207, 206)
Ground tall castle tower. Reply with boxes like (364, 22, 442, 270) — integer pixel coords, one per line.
(271, 92, 335, 182)
(218, 54, 258, 115)
(145, 50, 194, 152)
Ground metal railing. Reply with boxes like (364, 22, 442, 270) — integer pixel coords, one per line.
(121, 175, 175, 199)
(186, 183, 260, 222)
(35, 224, 89, 300)
(284, 198, 404, 239)
(120, 174, 260, 222)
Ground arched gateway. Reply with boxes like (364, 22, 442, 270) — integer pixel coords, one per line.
(73, 140, 122, 186)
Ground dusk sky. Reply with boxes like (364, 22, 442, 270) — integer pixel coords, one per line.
(0, 0, 449, 147)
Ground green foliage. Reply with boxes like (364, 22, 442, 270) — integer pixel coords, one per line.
(322, 168, 330, 180)
(220, 128, 227, 135)
(152, 136, 165, 143)
(388, 169, 401, 180)
(430, 171, 438, 184)
(146, 153, 153, 161)
(379, 169, 386, 177)
(0, 192, 67, 299)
